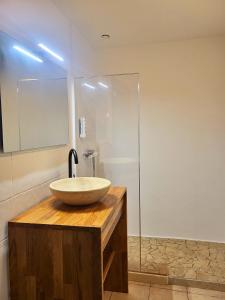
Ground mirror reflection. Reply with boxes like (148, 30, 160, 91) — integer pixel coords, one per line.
(0, 31, 69, 153)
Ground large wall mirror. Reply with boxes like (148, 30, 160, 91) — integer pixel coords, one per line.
(0, 31, 69, 153)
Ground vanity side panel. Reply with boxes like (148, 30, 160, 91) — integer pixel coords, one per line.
(104, 193, 128, 293)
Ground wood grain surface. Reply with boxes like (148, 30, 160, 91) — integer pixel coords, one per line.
(9, 187, 126, 231)
(8, 186, 128, 300)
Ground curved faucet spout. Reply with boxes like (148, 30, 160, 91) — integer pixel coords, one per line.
(68, 149, 79, 178)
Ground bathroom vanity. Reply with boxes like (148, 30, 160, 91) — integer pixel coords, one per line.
(8, 187, 128, 300)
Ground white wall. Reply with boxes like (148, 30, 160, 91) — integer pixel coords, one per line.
(98, 36, 225, 243)
(0, 1, 99, 299)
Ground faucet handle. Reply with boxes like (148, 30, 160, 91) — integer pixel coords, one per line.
(83, 149, 98, 159)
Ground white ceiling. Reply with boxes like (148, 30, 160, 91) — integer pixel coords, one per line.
(0, 0, 100, 74)
(53, 0, 225, 48)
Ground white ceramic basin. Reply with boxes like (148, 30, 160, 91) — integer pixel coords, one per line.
(49, 177, 111, 206)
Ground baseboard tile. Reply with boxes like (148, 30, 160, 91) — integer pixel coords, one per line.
(129, 271, 225, 292)
(128, 271, 169, 285)
(169, 277, 225, 292)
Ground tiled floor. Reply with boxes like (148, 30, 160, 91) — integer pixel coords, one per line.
(128, 236, 225, 284)
(105, 282, 225, 299)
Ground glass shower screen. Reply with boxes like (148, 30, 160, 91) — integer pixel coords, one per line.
(75, 74, 140, 272)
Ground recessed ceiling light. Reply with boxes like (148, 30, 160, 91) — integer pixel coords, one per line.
(101, 34, 110, 39)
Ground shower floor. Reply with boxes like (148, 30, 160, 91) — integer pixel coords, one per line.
(128, 236, 225, 285)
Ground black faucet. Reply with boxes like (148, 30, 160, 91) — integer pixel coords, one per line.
(68, 149, 79, 178)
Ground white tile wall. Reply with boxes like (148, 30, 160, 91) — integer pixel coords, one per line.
(0, 155, 13, 202)
(0, 239, 9, 300)
(0, 145, 68, 300)
(0, 178, 57, 242)
(11, 147, 68, 194)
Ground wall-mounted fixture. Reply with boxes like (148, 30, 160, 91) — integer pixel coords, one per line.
(13, 45, 43, 63)
(83, 83, 96, 90)
(38, 43, 64, 62)
(79, 117, 86, 138)
(98, 82, 108, 88)
(83, 149, 98, 177)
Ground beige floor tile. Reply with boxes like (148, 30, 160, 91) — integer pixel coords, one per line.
(111, 282, 150, 299)
(129, 281, 150, 287)
(104, 291, 112, 300)
(188, 293, 224, 300)
(149, 287, 188, 300)
(188, 288, 225, 299)
(151, 284, 187, 292)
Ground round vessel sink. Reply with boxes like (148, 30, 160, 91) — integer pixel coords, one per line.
(49, 177, 111, 206)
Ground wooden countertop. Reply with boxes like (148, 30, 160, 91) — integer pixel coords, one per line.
(9, 186, 126, 232)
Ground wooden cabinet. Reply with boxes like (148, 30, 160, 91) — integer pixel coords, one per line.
(8, 187, 128, 300)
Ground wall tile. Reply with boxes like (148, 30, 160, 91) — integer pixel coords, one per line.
(0, 154, 13, 203)
(0, 174, 68, 299)
(0, 239, 9, 300)
(0, 178, 60, 243)
(11, 146, 68, 194)
(0, 186, 36, 242)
